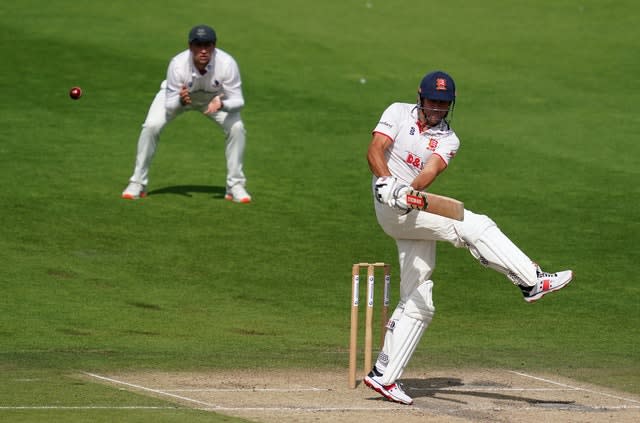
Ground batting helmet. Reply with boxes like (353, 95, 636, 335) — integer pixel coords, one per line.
(418, 71, 456, 102)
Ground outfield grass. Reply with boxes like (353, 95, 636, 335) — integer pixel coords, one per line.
(1, 0, 639, 421)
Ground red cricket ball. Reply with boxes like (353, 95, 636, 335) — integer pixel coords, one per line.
(69, 86, 82, 100)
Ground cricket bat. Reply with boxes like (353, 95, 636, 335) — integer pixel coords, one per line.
(405, 189, 464, 221)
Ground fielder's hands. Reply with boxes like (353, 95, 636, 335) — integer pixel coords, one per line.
(179, 85, 192, 106)
(204, 94, 224, 114)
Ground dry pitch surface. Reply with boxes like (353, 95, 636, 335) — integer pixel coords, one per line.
(85, 369, 640, 422)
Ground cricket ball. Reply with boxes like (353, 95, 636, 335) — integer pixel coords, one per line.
(69, 86, 82, 100)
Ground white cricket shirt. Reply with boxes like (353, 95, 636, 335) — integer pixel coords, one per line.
(372, 103, 460, 185)
(164, 48, 245, 113)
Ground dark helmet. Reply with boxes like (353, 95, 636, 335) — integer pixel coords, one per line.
(418, 71, 456, 102)
(188, 24, 217, 44)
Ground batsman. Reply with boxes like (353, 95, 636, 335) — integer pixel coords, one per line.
(364, 70, 573, 405)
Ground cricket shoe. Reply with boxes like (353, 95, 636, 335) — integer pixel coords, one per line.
(364, 367, 413, 405)
(121, 182, 146, 200)
(224, 185, 251, 203)
(520, 268, 573, 303)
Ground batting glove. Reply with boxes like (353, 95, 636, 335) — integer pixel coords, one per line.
(390, 185, 412, 211)
(374, 176, 398, 204)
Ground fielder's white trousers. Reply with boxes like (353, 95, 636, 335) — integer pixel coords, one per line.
(128, 84, 247, 190)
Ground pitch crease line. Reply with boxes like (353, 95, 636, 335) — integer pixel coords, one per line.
(0, 406, 176, 410)
(509, 371, 640, 404)
(164, 387, 329, 392)
(84, 372, 218, 408)
(83, 373, 407, 413)
(198, 406, 409, 412)
(196, 404, 640, 412)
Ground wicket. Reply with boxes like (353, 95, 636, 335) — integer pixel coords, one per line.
(348, 262, 390, 389)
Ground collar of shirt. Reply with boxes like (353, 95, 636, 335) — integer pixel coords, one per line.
(416, 118, 449, 134)
(191, 62, 213, 78)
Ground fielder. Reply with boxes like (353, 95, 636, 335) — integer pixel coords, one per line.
(122, 24, 251, 203)
(364, 70, 573, 405)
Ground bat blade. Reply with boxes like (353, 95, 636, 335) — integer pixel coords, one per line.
(406, 190, 464, 221)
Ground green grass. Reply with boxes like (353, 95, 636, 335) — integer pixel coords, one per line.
(1, 0, 639, 420)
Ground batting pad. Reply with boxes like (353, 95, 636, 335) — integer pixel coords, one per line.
(460, 213, 537, 286)
(374, 303, 405, 373)
(380, 281, 434, 385)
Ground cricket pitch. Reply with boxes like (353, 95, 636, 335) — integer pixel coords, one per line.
(85, 368, 640, 422)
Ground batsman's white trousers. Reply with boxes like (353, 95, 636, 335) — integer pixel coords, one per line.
(128, 83, 247, 190)
(374, 201, 538, 303)
(373, 201, 538, 383)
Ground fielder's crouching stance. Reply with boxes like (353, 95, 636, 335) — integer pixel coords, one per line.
(122, 25, 251, 203)
(364, 71, 573, 405)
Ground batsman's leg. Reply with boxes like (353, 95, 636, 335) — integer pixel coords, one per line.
(378, 205, 540, 288)
(454, 210, 573, 300)
(454, 210, 538, 286)
(364, 280, 434, 405)
(365, 239, 435, 405)
(376, 238, 435, 377)
(379, 280, 434, 384)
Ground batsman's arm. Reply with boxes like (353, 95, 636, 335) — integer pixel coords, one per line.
(406, 155, 463, 220)
(410, 155, 447, 191)
(367, 132, 394, 177)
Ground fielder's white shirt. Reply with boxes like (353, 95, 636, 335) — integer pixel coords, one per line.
(372, 103, 460, 185)
(164, 48, 244, 113)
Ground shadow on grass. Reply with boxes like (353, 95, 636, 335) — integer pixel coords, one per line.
(147, 184, 226, 199)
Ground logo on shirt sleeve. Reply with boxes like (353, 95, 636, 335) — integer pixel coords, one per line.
(378, 120, 393, 128)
